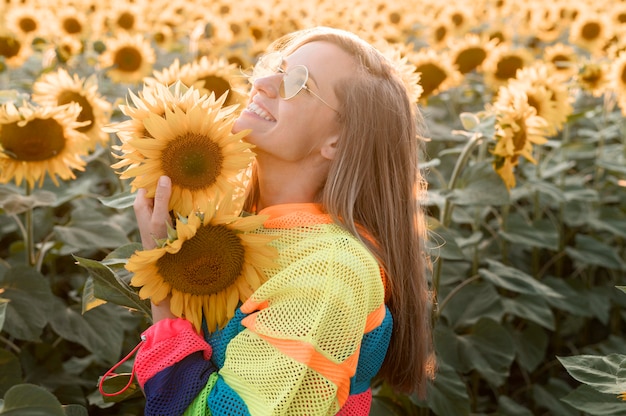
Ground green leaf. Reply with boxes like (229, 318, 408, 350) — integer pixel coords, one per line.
(499, 214, 559, 250)
(426, 217, 466, 261)
(0, 266, 54, 342)
(99, 190, 136, 210)
(0, 188, 57, 215)
(62, 405, 89, 416)
(54, 222, 130, 251)
(81, 277, 107, 313)
(502, 295, 555, 330)
(557, 354, 626, 395)
(439, 281, 504, 328)
(48, 301, 125, 364)
(560, 385, 626, 415)
(508, 322, 548, 372)
(74, 256, 151, 316)
(456, 318, 516, 386)
(451, 161, 510, 206)
(0, 384, 66, 416)
(565, 235, 626, 271)
(0, 298, 8, 332)
(532, 378, 581, 416)
(497, 395, 533, 415)
(479, 259, 563, 298)
(0, 350, 21, 397)
(99, 374, 143, 403)
(424, 360, 470, 416)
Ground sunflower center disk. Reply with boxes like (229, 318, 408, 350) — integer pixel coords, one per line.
(0, 118, 66, 161)
(156, 224, 245, 295)
(161, 132, 224, 190)
(58, 91, 95, 133)
(114, 46, 143, 72)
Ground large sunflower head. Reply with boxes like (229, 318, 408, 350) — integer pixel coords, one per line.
(32, 68, 112, 152)
(0, 31, 31, 69)
(110, 81, 254, 217)
(0, 101, 89, 188)
(127, 192, 278, 332)
(180, 56, 249, 108)
(98, 33, 156, 84)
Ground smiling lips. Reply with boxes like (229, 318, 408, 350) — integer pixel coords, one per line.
(246, 102, 276, 122)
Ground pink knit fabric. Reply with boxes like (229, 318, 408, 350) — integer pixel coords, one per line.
(336, 389, 372, 415)
(134, 318, 212, 388)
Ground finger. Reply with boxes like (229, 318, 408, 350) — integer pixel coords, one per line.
(152, 176, 172, 226)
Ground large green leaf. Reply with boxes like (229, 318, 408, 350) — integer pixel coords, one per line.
(423, 360, 471, 416)
(0, 265, 54, 342)
(507, 322, 548, 372)
(565, 235, 626, 271)
(479, 259, 563, 298)
(543, 277, 594, 317)
(74, 256, 151, 316)
(456, 318, 516, 387)
(439, 280, 504, 328)
(450, 161, 510, 206)
(0, 350, 21, 397)
(497, 396, 533, 416)
(560, 385, 626, 416)
(502, 295, 555, 330)
(557, 354, 626, 395)
(499, 214, 559, 250)
(0, 187, 57, 215)
(532, 378, 581, 416)
(0, 384, 66, 416)
(0, 298, 7, 332)
(99, 190, 136, 210)
(426, 216, 466, 261)
(48, 300, 125, 365)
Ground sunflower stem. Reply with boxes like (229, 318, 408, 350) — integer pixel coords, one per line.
(24, 182, 35, 267)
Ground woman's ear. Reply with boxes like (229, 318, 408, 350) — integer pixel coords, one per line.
(320, 134, 339, 160)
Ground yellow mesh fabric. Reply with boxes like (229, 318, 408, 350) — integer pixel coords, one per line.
(220, 214, 385, 416)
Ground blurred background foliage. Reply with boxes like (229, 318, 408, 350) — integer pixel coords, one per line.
(0, 0, 625, 414)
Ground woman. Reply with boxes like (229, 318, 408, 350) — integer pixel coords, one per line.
(133, 26, 434, 415)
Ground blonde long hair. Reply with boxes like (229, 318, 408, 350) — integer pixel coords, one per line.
(244, 27, 434, 397)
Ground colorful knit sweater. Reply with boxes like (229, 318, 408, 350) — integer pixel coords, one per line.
(133, 203, 393, 415)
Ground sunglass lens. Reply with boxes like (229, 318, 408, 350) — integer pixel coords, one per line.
(280, 65, 308, 99)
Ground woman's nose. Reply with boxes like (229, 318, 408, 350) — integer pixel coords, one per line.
(252, 73, 280, 98)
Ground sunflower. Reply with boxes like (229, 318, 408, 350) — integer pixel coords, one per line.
(490, 86, 550, 189)
(4, 5, 50, 40)
(127, 192, 278, 332)
(98, 33, 156, 84)
(482, 44, 534, 91)
(32, 68, 112, 152)
(448, 33, 499, 75)
(374, 41, 423, 103)
(505, 63, 574, 136)
(407, 47, 461, 100)
(0, 31, 31, 69)
(576, 59, 610, 97)
(55, 7, 90, 39)
(610, 52, 626, 115)
(569, 11, 613, 55)
(438, 3, 476, 38)
(111, 82, 254, 217)
(543, 43, 579, 81)
(180, 56, 249, 108)
(0, 102, 89, 188)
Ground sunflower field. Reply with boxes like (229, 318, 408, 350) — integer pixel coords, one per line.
(1, 0, 625, 414)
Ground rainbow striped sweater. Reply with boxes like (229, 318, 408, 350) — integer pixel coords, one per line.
(133, 203, 393, 415)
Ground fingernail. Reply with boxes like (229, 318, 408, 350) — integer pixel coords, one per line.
(158, 176, 170, 186)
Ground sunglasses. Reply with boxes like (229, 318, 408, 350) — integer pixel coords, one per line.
(250, 52, 339, 112)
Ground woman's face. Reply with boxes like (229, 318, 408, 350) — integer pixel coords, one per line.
(233, 41, 354, 164)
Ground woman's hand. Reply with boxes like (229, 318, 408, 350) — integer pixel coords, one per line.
(134, 175, 173, 250)
(134, 175, 177, 322)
